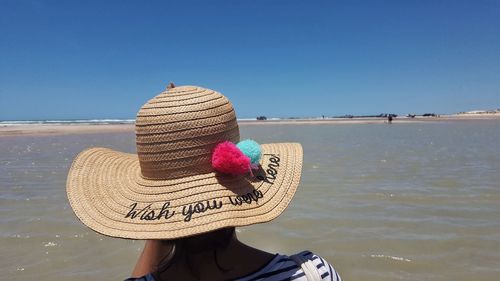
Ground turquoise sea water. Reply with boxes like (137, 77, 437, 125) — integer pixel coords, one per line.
(1, 121, 499, 280)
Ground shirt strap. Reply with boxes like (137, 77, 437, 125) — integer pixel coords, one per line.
(290, 253, 323, 281)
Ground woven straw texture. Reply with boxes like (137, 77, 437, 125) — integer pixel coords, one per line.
(66, 86, 303, 239)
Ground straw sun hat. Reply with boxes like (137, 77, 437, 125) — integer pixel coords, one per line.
(66, 85, 303, 239)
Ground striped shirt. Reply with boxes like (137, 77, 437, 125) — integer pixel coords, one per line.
(125, 251, 341, 281)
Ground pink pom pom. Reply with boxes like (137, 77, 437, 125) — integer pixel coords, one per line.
(212, 141, 251, 175)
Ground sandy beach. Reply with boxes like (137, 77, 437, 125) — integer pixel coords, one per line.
(1, 114, 499, 137)
(0, 124, 136, 136)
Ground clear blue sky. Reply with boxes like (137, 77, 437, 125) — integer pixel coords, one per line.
(1, 0, 499, 120)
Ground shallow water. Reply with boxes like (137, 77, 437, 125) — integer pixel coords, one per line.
(1, 121, 499, 280)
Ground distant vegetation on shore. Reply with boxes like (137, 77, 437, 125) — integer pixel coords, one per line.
(255, 113, 438, 120)
(255, 109, 500, 121)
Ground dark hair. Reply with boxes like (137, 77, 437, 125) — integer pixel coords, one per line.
(152, 228, 235, 280)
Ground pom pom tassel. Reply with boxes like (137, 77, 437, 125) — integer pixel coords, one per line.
(237, 139, 262, 165)
(212, 139, 262, 176)
(211, 141, 251, 175)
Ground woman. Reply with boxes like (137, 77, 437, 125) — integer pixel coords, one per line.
(67, 84, 341, 281)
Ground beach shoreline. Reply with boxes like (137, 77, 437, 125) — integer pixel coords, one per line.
(1, 114, 499, 137)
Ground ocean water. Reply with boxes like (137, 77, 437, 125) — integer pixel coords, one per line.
(1, 121, 499, 280)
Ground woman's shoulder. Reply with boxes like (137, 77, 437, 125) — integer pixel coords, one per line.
(236, 250, 342, 281)
(124, 251, 341, 281)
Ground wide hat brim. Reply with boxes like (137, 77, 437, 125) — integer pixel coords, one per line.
(66, 143, 303, 239)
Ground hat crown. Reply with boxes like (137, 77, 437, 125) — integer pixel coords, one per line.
(135, 86, 240, 179)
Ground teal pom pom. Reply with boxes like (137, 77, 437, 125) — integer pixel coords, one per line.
(237, 139, 262, 165)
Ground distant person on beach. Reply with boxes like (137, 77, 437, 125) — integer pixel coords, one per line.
(388, 115, 393, 124)
(66, 84, 341, 281)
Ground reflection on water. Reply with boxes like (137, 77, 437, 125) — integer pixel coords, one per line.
(1, 121, 499, 280)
